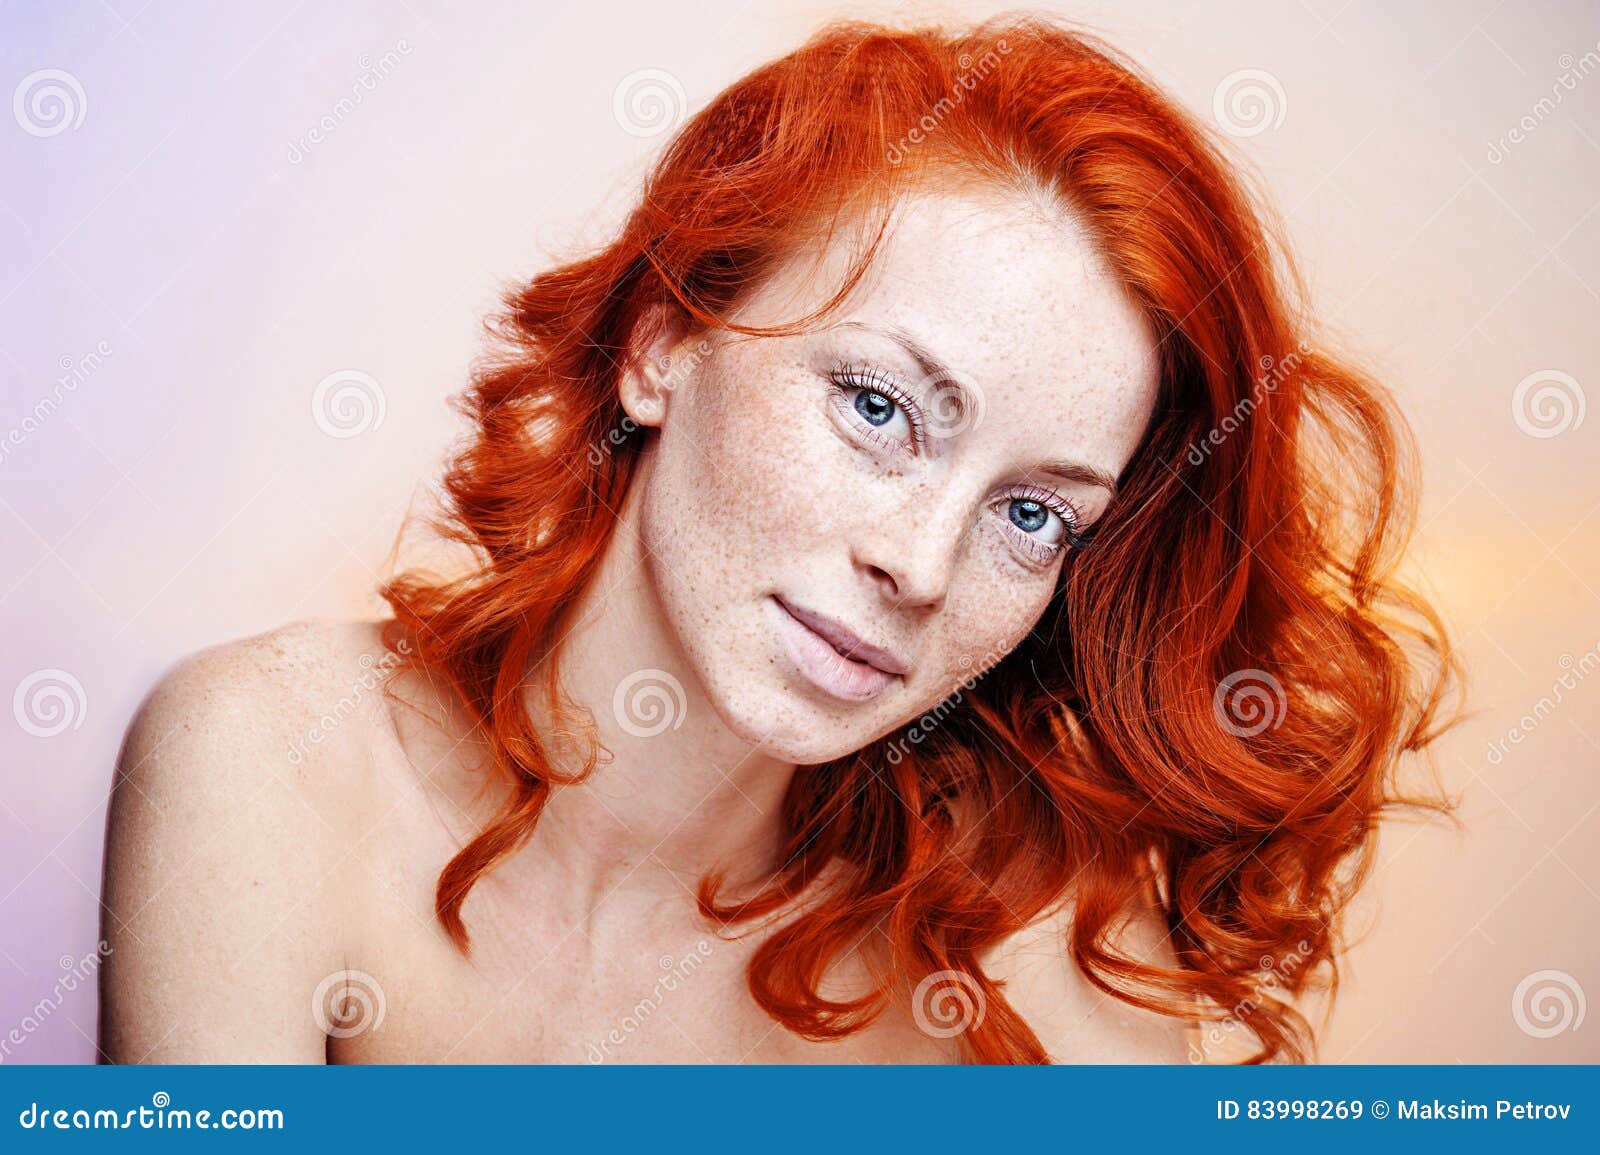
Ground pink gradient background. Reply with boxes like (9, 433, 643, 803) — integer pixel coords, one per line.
(1, 0, 1596, 1062)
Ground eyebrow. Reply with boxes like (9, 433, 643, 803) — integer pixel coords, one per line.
(829, 320, 1122, 498)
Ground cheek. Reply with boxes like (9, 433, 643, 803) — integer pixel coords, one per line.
(920, 574, 1055, 696)
(639, 359, 834, 588)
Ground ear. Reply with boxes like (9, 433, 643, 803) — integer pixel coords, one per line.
(618, 306, 692, 430)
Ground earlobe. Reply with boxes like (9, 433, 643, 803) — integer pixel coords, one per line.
(618, 310, 691, 429)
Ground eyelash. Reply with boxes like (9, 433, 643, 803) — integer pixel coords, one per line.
(826, 363, 1091, 560)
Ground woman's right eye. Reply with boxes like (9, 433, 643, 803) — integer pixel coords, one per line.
(828, 364, 922, 450)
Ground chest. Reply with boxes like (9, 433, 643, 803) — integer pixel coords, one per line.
(330, 867, 957, 1064)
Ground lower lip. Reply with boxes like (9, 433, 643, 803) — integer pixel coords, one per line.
(771, 597, 898, 703)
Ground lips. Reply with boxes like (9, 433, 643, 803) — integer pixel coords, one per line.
(775, 597, 909, 675)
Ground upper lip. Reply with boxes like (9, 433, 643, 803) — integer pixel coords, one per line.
(776, 597, 910, 677)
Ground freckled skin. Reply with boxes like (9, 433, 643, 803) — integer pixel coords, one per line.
(101, 184, 1184, 1065)
(621, 185, 1160, 763)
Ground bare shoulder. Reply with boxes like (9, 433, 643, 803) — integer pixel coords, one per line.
(981, 891, 1193, 1064)
(100, 618, 400, 1062)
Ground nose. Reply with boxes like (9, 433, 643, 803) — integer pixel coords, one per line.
(851, 490, 967, 612)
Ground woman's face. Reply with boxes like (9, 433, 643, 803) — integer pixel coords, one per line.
(624, 185, 1160, 764)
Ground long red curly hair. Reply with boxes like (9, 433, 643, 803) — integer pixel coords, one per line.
(378, 14, 1461, 1063)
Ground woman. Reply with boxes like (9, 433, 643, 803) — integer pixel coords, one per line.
(99, 14, 1458, 1064)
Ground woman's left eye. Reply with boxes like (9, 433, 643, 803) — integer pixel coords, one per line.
(1000, 490, 1082, 560)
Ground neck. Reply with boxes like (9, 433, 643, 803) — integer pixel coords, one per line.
(518, 481, 796, 910)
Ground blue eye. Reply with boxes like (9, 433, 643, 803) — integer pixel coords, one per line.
(854, 389, 897, 427)
(1004, 492, 1056, 534)
(830, 363, 920, 448)
(999, 485, 1093, 562)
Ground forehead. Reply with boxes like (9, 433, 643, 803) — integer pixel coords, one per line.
(738, 185, 1161, 475)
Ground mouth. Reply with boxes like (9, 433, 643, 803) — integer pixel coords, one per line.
(770, 596, 908, 704)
